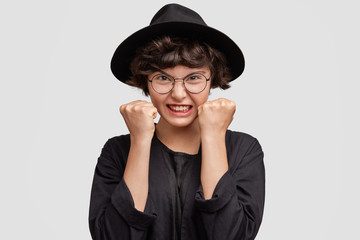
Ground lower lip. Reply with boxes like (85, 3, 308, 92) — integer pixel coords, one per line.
(167, 105, 193, 117)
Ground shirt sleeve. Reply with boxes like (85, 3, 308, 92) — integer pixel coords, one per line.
(194, 136, 265, 240)
(88, 137, 157, 240)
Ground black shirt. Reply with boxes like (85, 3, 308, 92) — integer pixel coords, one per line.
(89, 130, 265, 240)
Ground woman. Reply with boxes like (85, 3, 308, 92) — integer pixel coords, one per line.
(89, 4, 265, 240)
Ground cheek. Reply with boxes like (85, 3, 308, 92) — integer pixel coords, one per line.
(150, 96, 159, 109)
(195, 89, 210, 105)
(149, 93, 166, 110)
(148, 83, 158, 106)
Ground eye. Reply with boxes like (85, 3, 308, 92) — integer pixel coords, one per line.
(189, 75, 201, 80)
(155, 74, 171, 81)
(185, 74, 205, 82)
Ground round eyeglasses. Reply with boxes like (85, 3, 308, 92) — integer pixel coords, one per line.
(148, 71, 210, 94)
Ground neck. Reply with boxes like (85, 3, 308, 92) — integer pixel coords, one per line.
(155, 117, 201, 154)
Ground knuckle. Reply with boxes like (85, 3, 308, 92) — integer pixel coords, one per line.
(120, 104, 128, 113)
(141, 106, 148, 113)
(133, 105, 141, 111)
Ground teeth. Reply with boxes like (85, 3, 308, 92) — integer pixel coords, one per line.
(169, 105, 190, 112)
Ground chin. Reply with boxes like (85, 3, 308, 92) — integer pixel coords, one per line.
(163, 115, 197, 128)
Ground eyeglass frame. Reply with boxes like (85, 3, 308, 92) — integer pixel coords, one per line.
(148, 71, 211, 94)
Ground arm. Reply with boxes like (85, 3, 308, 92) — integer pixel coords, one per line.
(200, 130, 228, 199)
(89, 100, 158, 239)
(123, 136, 152, 211)
(88, 136, 157, 240)
(197, 99, 265, 239)
(198, 98, 234, 199)
(196, 135, 265, 240)
(120, 100, 157, 211)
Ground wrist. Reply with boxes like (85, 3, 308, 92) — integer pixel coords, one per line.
(130, 134, 154, 146)
(200, 129, 226, 142)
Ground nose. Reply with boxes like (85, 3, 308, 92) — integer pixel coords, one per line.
(171, 79, 187, 100)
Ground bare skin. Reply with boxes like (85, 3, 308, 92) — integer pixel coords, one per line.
(120, 65, 235, 211)
(120, 100, 157, 211)
(198, 98, 235, 199)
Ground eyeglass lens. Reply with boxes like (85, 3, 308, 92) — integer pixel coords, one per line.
(151, 73, 208, 94)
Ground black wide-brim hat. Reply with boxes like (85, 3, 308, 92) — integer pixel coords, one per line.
(111, 3, 245, 84)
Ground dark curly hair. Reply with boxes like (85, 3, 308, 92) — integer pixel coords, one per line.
(127, 36, 232, 96)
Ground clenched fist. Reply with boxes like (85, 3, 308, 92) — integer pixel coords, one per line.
(120, 100, 158, 140)
(198, 98, 236, 137)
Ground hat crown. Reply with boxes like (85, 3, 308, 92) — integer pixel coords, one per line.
(150, 4, 207, 26)
(111, 4, 244, 84)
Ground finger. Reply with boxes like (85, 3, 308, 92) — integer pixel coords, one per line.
(130, 100, 150, 107)
(197, 105, 203, 115)
(130, 102, 154, 114)
(119, 100, 146, 111)
(141, 106, 157, 119)
(151, 107, 158, 119)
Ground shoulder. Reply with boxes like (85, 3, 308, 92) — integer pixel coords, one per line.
(104, 134, 131, 150)
(225, 129, 262, 150)
(225, 130, 263, 165)
(99, 134, 131, 163)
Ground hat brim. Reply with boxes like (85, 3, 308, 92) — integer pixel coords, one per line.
(111, 21, 245, 83)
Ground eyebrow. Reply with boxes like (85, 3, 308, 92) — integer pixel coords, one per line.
(158, 70, 207, 78)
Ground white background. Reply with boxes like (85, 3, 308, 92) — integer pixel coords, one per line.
(1, 0, 358, 239)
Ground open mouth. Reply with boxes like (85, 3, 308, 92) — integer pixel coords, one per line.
(167, 104, 193, 112)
